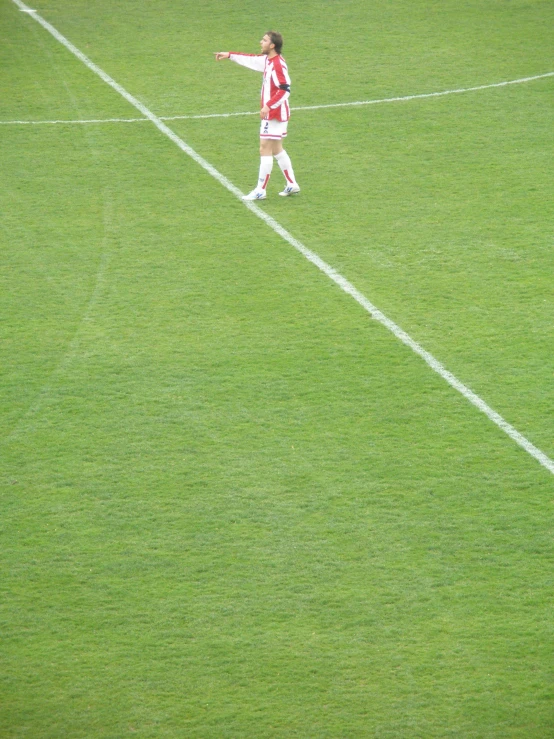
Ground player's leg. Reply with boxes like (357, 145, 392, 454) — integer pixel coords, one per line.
(272, 136, 300, 197)
(242, 124, 275, 200)
(243, 120, 299, 199)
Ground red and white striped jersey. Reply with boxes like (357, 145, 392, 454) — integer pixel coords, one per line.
(229, 53, 291, 122)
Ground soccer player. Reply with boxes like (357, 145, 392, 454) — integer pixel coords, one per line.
(214, 31, 300, 201)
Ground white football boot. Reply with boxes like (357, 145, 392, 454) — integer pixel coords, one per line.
(242, 189, 267, 201)
(278, 184, 301, 197)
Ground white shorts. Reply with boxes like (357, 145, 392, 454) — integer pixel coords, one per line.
(260, 118, 288, 140)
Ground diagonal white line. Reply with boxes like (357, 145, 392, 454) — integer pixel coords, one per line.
(13, 0, 554, 476)
(2, 72, 553, 127)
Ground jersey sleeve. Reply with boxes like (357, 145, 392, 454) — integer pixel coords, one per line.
(267, 57, 291, 108)
(229, 53, 266, 73)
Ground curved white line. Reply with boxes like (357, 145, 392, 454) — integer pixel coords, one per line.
(1, 72, 552, 126)
(0, 116, 149, 125)
(163, 71, 554, 119)
(2, 199, 113, 443)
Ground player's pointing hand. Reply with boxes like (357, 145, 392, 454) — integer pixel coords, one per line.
(213, 52, 230, 60)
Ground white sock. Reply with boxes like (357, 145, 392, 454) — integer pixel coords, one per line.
(274, 150, 297, 186)
(257, 156, 273, 190)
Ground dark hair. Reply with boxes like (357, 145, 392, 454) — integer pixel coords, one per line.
(266, 31, 283, 54)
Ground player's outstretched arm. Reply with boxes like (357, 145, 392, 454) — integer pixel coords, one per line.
(214, 51, 265, 72)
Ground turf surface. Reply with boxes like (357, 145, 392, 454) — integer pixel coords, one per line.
(1, 0, 553, 736)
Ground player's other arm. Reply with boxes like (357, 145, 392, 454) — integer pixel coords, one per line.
(213, 51, 265, 72)
(266, 57, 290, 108)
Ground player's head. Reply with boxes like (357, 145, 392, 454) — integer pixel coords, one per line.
(260, 31, 283, 55)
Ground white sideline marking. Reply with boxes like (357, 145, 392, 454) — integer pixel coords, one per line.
(1, 71, 553, 126)
(13, 0, 554, 476)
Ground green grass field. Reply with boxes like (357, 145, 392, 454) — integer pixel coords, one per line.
(1, 1, 553, 736)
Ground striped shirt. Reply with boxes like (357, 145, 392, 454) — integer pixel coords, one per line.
(229, 53, 291, 122)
